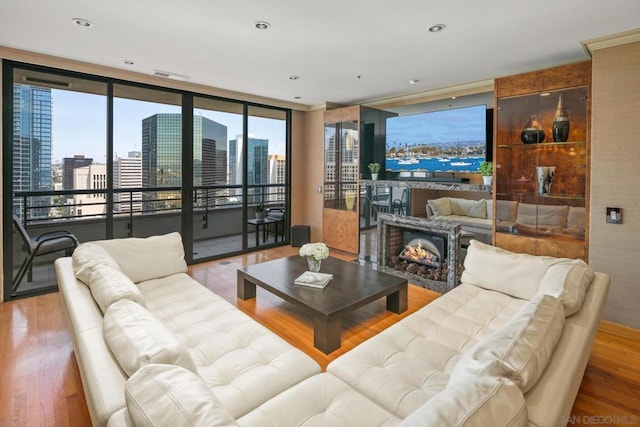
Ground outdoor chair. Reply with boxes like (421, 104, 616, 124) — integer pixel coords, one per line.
(12, 216, 79, 292)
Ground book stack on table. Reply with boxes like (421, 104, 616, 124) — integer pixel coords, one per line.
(294, 271, 333, 289)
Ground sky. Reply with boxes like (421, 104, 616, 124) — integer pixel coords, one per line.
(50, 89, 287, 163)
(386, 104, 487, 147)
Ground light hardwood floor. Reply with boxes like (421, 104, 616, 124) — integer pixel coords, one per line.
(1, 246, 639, 426)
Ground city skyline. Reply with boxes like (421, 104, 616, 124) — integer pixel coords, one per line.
(50, 89, 287, 163)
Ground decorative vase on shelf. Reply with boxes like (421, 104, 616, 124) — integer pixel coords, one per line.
(552, 95, 570, 142)
(482, 175, 493, 185)
(344, 190, 356, 211)
(536, 166, 556, 195)
(521, 115, 546, 144)
(307, 256, 322, 272)
(371, 173, 378, 181)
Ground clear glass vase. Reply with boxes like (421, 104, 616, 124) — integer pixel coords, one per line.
(307, 256, 322, 272)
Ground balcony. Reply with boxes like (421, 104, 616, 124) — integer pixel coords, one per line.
(8, 184, 287, 298)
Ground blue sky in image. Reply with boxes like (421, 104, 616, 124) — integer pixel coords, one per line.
(386, 104, 487, 148)
(50, 89, 287, 163)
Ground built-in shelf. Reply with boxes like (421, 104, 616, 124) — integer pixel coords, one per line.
(497, 141, 586, 149)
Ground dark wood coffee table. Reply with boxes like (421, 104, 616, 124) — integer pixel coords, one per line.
(237, 255, 408, 354)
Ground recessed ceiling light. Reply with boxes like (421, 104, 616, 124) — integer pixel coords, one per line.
(72, 18, 93, 27)
(123, 60, 135, 65)
(289, 75, 300, 80)
(254, 21, 271, 30)
(409, 79, 419, 85)
(294, 96, 302, 100)
(428, 24, 446, 33)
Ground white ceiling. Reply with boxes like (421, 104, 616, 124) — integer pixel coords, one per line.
(1, 0, 640, 108)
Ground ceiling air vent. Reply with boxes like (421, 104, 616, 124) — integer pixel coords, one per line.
(23, 76, 71, 88)
(152, 70, 188, 81)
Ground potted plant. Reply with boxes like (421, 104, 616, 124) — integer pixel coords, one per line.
(478, 161, 493, 185)
(368, 162, 381, 180)
(255, 202, 265, 220)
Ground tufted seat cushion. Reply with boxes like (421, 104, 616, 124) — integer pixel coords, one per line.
(136, 273, 321, 419)
(327, 284, 526, 418)
(238, 373, 400, 427)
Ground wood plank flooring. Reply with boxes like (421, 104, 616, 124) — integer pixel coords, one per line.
(1, 246, 639, 426)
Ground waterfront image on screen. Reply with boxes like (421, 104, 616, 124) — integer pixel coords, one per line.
(385, 104, 488, 173)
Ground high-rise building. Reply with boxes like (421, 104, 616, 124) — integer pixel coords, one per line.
(114, 152, 142, 213)
(63, 155, 93, 191)
(72, 164, 107, 217)
(268, 154, 286, 203)
(228, 134, 269, 203)
(12, 84, 52, 219)
(141, 114, 227, 210)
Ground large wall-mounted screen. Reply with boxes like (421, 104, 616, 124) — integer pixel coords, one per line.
(385, 104, 491, 173)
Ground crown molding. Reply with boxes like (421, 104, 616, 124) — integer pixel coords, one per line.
(582, 28, 640, 56)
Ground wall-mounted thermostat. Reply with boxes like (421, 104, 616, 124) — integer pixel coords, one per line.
(606, 207, 622, 224)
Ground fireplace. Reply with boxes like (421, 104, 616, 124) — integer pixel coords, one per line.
(399, 231, 446, 268)
(377, 214, 460, 293)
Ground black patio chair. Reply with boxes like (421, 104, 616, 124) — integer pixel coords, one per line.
(12, 216, 79, 292)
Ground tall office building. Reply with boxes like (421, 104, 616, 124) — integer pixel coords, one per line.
(72, 164, 107, 217)
(268, 154, 286, 203)
(141, 114, 227, 209)
(228, 134, 269, 203)
(114, 151, 142, 213)
(63, 155, 93, 190)
(12, 84, 53, 219)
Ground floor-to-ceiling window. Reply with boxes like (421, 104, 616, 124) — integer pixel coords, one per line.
(112, 84, 183, 239)
(2, 61, 291, 300)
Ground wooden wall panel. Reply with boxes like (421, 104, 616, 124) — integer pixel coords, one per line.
(322, 209, 359, 255)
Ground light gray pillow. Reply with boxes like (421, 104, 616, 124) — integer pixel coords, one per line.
(450, 198, 487, 218)
(427, 198, 452, 217)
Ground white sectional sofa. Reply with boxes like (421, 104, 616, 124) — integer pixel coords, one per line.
(57, 233, 609, 427)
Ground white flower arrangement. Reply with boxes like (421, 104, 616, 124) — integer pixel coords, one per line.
(299, 242, 329, 261)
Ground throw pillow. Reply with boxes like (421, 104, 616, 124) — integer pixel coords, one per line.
(427, 198, 452, 217)
(89, 264, 146, 313)
(450, 198, 487, 219)
(449, 294, 565, 394)
(103, 299, 197, 377)
(72, 242, 121, 285)
(95, 232, 188, 283)
(398, 377, 527, 427)
(538, 260, 594, 316)
(495, 200, 519, 222)
(567, 206, 586, 232)
(125, 364, 238, 427)
(461, 240, 568, 300)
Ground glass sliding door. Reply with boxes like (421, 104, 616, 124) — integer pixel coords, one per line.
(247, 106, 289, 247)
(112, 84, 182, 239)
(3, 60, 293, 300)
(4, 66, 107, 298)
(192, 97, 244, 260)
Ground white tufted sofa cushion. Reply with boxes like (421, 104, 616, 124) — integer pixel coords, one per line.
(327, 283, 526, 418)
(136, 273, 321, 419)
(238, 373, 400, 427)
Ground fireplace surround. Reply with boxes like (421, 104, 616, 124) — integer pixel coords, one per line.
(377, 213, 461, 293)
